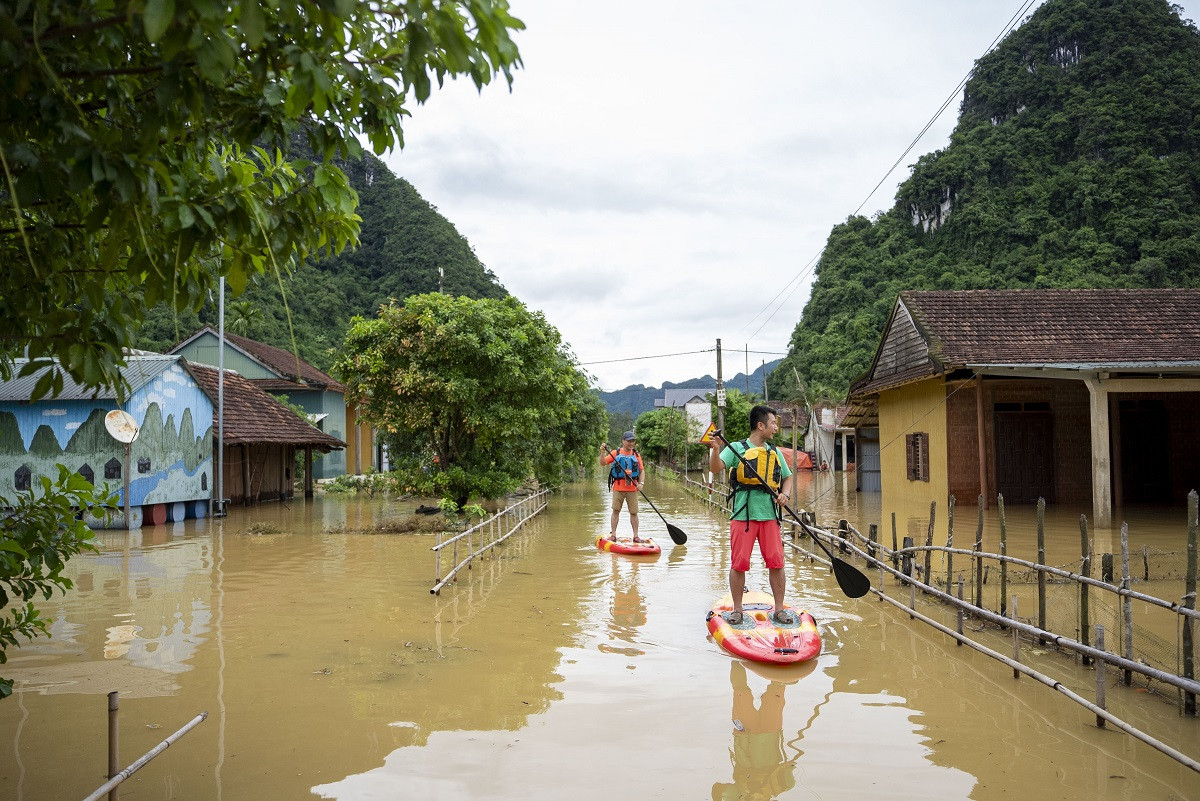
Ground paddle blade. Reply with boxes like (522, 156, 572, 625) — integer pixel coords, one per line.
(831, 557, 871, 599)
(666, 522, 687, 545)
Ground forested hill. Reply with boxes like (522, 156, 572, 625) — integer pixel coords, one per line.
(137, 150, 506, 371)
(770, 0, 1200, 402)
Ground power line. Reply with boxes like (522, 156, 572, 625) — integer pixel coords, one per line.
(736, 0, 1042, 347)
(579, 348, 715, 366)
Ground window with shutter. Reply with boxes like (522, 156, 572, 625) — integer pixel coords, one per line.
(905, 433, 930, 482)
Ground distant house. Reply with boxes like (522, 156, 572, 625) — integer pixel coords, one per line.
(187, 364, 345, 505)
(803, 405, 854, 472)
(170, 328, 377, 478)
(655, 388, 714, 442)
(848, 289, 1200, 527)
(0, 355, 214, 528)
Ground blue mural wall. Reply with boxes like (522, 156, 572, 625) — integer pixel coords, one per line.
(0, 362, 214, 518)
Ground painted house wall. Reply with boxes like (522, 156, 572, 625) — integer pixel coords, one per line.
(879, 378, 949, 513)
(0, 362, 213, 518)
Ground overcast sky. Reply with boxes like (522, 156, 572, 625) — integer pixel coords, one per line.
(385, 0, 1200, 393)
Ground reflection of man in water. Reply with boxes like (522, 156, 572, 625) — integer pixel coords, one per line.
(712, 662, 796, 801)
(608, 562, 647, 643)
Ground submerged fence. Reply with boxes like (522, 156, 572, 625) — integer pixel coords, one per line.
(676, 468, 1200, 774)
(430, 489, 550, 595)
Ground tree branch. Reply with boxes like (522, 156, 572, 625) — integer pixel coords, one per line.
(34, 14, 129, 43)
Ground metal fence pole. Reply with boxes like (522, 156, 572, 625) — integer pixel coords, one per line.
(108, 691, 119, 801)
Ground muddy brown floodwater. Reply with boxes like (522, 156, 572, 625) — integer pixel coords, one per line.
(1, 474, 1197, 800)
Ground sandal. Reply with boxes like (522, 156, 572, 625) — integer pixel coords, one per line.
(724, 611, 744, 625)
(771, 610, 796, 626)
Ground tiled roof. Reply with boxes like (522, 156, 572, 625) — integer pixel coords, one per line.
(174, 327, 345, 393)
(184, 362, 346, 452)
(902, 289, 1200, 366)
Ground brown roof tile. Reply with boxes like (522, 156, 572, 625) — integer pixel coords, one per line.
(902, 289, 1200, 366)
(183, 362, 346, 452)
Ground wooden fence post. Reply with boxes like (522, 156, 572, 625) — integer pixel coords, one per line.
(999, 494, 1008, 621)
(1080, 514, 1091, 666)
(956, 575, 964, 643)
(1011, 595, 1020, 679)
(925, 501, 936, 592)
(1096, 625, 1108, 728)
(975, 496, 984, 609)
(946, 495, 955, 590)
(1037, 498, 1047, 645)
(1184, 490, 1197, 716)
(1121, 522, 1133, 686)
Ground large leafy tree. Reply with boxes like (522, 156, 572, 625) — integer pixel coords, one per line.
(0, 0, 523, 398)
(334, 293, 604, 504)
(0, 0, 522, 692)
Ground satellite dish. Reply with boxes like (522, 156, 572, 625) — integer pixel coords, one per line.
(104, 410, 140, 444)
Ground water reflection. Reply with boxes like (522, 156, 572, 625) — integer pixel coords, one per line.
(607, 560, 647, 643)
(2, 484, 1197, 801)
(712, 661, 797, 801)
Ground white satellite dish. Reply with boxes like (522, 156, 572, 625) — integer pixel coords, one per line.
(104, 410, 140, 444)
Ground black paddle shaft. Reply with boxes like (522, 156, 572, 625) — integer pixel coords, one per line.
(602, 443, 687, 545)
(712, 431, 869, 598)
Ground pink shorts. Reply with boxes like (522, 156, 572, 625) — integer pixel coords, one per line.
(729, 519, 784, 571)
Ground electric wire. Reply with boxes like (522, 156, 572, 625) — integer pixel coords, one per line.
(736, 0, 1042, 349)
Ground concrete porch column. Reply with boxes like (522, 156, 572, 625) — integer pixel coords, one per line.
(1084, 378, 1112, 528)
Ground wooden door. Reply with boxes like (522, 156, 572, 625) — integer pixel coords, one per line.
(994, 407, 1054, 504)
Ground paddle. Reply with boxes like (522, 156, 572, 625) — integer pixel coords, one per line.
(712, 430, 870, 599)
(602, 443, 687, 545)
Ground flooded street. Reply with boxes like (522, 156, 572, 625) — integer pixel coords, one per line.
(1, 474, 1198, 800)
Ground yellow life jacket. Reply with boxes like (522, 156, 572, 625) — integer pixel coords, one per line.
(727, 441, 784, 492)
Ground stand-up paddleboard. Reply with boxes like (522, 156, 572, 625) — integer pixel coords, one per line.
(596, 535, 662, 556)
(706, 591, 820, 664)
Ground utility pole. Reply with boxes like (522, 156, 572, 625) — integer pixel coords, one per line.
(438, 265, 444, 293)
(745, 344, 750, 394)
(715, 338, 725, 434)
(762, 360, 768, 402)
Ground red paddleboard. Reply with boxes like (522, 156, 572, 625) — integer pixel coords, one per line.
(706, 591, 821, 664)
(596, 535, 662, 556)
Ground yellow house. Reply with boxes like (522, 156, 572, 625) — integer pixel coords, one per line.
(848, 289, 1200, 528)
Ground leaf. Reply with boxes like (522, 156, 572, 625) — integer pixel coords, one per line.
(240, 0, 266, 47)
(143, 0, 175, 43)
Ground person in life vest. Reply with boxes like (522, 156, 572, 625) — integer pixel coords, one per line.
(708, 405, 793, 626)
(600, 430, 646, 541)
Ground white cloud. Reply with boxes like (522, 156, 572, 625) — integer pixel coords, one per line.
(385, 0, 1200, 391)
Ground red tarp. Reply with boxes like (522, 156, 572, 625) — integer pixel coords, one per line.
(774, 447, 813, 470)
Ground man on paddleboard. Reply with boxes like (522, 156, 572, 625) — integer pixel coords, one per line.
(601, 431, 645, 541)
(708, 405, 793, 625)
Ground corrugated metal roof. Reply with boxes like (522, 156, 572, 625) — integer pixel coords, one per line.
(0, 356, 180, 401)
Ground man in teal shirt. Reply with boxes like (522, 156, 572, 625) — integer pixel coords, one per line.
(708, 405, 793, 625)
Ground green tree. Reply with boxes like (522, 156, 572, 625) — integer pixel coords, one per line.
(0, 1, 522, 695)
(0, 467, 116, 697)
(634, 407, 707, 469)
(1, 0, 523, 399)
(225, 301, 262, 337)
(333, 294, 602, 505)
